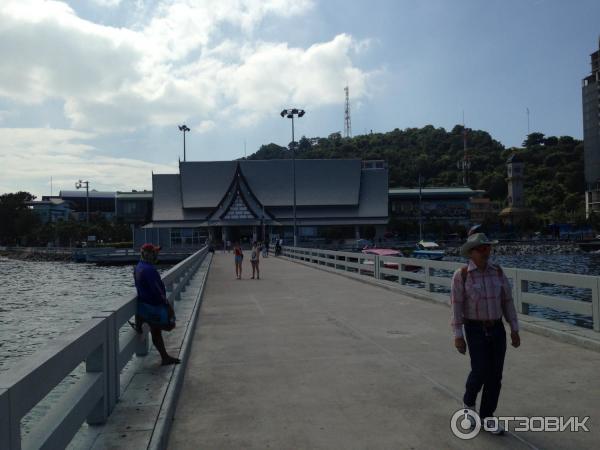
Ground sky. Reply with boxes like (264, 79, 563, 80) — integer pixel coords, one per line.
(0, 0, 599, 198)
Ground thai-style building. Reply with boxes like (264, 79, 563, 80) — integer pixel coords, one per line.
(137, 159, 388, 248)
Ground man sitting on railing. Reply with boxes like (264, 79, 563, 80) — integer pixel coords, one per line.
(133, 243, 181, 366)
(451, 233, 520, 435)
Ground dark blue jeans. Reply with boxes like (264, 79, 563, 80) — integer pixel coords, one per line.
(463, 321, 507, 419)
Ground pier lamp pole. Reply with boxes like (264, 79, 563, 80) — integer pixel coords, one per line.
(75, 180, 90, 226)
(178, 124, 190, 162)
(280, 108, 305, 247)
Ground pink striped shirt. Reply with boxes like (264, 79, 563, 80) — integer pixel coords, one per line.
(450, 260, 519, 338)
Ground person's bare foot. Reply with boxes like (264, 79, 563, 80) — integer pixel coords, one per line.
(161, 356, 181, 366)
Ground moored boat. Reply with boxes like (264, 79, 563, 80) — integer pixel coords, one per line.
(412, 240, 445, 260)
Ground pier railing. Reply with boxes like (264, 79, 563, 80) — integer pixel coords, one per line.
(0, 246, 208, 450)
(282, 246, 600, 333)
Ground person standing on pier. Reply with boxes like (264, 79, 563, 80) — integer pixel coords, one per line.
(450, 233, 521, 435)
(251, 242, 260, 279)
(234, 242, 243, 279)
(133, 243, 181, 366)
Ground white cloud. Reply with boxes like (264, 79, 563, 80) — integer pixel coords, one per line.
(196, 120, 216, 133)
(0, 128, 176, 197)
(0, 0, 378, 194)
(0, 0, 372, 133)
(89, 0, 123, 7)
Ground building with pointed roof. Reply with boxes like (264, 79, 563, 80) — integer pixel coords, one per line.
(138, 159, 388, 248)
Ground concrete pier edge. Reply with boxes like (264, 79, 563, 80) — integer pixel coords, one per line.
(147, 253, 213, 450)
(281, 255, 600, 353)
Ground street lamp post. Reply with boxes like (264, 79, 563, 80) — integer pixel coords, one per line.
(178, 124, 190, 161)
(280, 108, 305, 247)
(75, 179, 90, 226)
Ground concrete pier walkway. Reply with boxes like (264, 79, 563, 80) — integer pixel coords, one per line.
(169, 253, 600, 449)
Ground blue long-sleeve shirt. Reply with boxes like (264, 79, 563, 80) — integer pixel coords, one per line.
(134, 261, 167, 306)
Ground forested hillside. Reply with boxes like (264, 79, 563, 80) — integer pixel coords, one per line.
(247, 126, 585, 223)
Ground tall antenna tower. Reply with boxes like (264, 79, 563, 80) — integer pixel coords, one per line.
(457, 111, 471, 186)
(344, 85, 352, 138)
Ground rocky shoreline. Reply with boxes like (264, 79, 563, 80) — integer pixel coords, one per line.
(444, 242, 581, 257)
(0, 249, 73, 262)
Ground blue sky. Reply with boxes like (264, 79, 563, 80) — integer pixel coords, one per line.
(0, 0, 598, 197)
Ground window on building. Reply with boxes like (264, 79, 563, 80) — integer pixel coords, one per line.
(170, 228, 204, 247)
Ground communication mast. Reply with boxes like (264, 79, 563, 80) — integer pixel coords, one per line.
(457, 111, 471, 186)
(344, 85, 352, 138)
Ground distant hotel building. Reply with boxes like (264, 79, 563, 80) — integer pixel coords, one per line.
(583, 38, 600, 217)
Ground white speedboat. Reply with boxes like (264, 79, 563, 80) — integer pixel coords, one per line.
(412, 240, 445, 260)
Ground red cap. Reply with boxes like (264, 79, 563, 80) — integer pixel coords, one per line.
(140, 243, 161, 253)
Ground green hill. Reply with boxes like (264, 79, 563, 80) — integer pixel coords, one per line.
(247, 126, 585, 224)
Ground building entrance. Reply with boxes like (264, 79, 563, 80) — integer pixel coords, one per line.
(226, 226, 255, 248)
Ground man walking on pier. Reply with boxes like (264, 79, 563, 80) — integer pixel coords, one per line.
(133, 243, 181, 366)
(450, 233, 520, 434)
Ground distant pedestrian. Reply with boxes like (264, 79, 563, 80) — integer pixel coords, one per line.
(275, 240, 281, 256)
(264, 240, 269, 257)
(450, 233, 520, 435)
(226, 240, 231, 253)
(234, 242, 243, 279)
(262, 240, 268, 258)
(250, 242, 260, 279)
(133, 244, 180, 366)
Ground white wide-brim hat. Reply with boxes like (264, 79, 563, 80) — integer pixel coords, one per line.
(460, 233, 498, 258)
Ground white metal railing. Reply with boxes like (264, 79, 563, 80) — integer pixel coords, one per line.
(282, 246, 600, 333)
(0, 246, 208, 450)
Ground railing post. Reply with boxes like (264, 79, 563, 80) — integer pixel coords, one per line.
(94, 311, 119, 412)
(374, 255, 380, 279)
(425, 261, 433, 292)
(594, 278, 600, 332)
(399, 264, 406, 285)
(0, 389, 8, 450)
(86, 336, 108, 425)
(0, 388, 20, 450)
(520, 272, 530, 315)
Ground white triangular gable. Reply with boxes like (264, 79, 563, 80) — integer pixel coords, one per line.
(223, 192, 255, 219)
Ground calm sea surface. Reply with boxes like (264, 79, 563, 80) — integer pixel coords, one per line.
(1, 252, 599, 374)
(0, 257, 171, 374)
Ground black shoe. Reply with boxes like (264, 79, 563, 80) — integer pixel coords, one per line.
(161, 356, 181, 366)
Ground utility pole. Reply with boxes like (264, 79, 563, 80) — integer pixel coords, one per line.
(178, 124, 190, 161)
(280, 108, 306, 247)
(75, 180, 90, 226)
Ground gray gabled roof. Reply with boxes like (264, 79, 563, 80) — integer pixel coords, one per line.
(152, 159, 388, 224)
(178, 159, 362, 208)
(152, 174, 184, 221)
(239, 159, 361, 206)
(180, 161, 237, 208)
